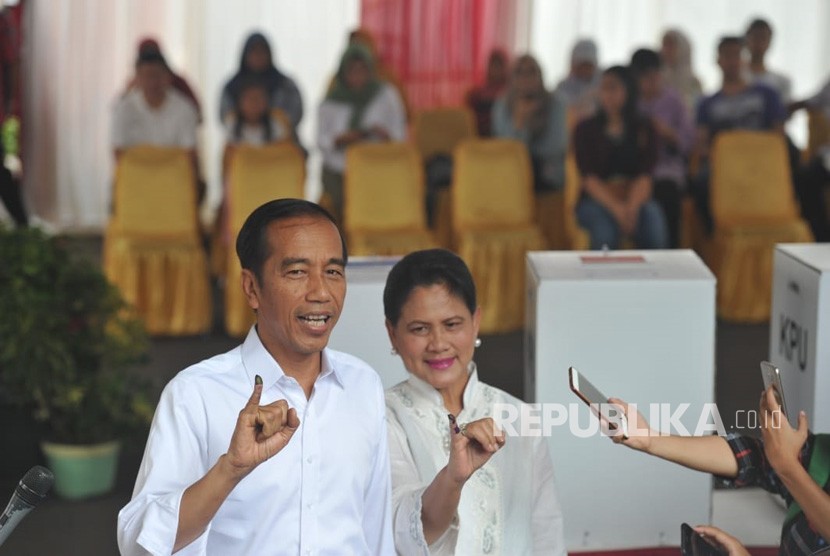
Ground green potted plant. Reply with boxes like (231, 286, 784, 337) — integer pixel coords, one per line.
(0, 225, 154, 499)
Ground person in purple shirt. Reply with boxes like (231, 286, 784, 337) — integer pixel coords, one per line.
(630, 48, 695, 248)
(690, 36, 786, 233)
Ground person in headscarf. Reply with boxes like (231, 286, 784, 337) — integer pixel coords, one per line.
(554, 39, 601, 124)
(492, 54, 567, 193)
(347, 28, 411, 121)
(465, 48, 510, 136)
(219, 32, 303, 130)
(660, 29, 703, 115)
(316, 43, 406, 224)
(123, 38, 202, 122)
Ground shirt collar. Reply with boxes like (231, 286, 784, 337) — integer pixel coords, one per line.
(240, 326, 345, 390)
(405, 362, 480, 410)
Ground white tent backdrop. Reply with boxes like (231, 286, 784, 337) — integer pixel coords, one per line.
(23, 0, 360, 230)
(19, 0, 830, 231)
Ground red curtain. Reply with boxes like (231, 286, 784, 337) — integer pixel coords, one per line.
(360, 0, 516, 111)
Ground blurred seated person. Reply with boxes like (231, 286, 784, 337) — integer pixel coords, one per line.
(123, 38, 201, 122)
(609, 387, 830, 554)
(790, 76, 830, 242)
(384, 249, 565, 555)
(317, 44, 406, 224)
(222, 76, 293, 164)
(573, 66, 668, 250)
(111, 49, 203, 202)
(346, 28, 411, 122)
(630, 48, 695, 248)
(215, 76, 294, 249)
(219, 32, 303, 131)
(554, 39, 600, 124)
(660, 29, 703, 115)
(465, 49, 510, 136)
(690, 36, 786, 234)
(492, 54, 567, 193)
(744, 18, 792, 105)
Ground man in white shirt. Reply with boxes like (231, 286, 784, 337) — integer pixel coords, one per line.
(117, 199, 395, 555)
(111, 50, 203, 201)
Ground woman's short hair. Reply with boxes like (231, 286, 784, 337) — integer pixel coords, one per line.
(383, 249, 477, 325)
(236, 198, 347, 284)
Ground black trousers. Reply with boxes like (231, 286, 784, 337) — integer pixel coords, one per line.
(0, 165, 26, 226)
(795, 157, 830, 242)
(652, 178, 683, 248)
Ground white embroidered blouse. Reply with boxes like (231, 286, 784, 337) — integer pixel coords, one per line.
(386, 366, 566, 556)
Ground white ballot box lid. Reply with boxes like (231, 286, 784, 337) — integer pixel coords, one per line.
(777, 244, 830, 272)
(527, 249, 715, 282)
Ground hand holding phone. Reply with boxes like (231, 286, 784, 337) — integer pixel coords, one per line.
(568, 367, 629, 439)
(682, 523, 741, 556)
(760, 361, 789, 424)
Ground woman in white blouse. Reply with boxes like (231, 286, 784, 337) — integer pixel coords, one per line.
(383, 249, 565, 556)
(316, 43, 406, 224)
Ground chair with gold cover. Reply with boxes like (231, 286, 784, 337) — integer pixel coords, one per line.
(223, 142, 306, 337)
(343, 142, 436, 257)
(104, 146, 212, 335)
(705, 131, 813, 322)
(451, 139, 546, 334)
(413, 107, 477, 249)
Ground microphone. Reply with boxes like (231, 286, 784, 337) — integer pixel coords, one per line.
(0, 466, 55, 547)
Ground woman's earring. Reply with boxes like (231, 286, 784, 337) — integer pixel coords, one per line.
(474, 338, 482, 348)
(390, 347, 398, 356)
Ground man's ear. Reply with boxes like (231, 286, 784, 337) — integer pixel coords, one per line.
(241, 269, 261, 311)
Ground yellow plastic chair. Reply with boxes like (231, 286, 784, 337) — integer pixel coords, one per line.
(705, 131, 813, 322)
(413, 107, 477, 249)
(223, 143, 306, 337)
(104, 146, 212, 335)
(451, 139, 546, 334)
(343, 142, 437, 256)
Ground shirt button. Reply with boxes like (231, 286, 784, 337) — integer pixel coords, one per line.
(306, 456, 313, 464)
(307, 502, 313, 509)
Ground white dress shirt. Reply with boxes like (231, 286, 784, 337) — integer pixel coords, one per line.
(112, 88, 198, 150)
(316, 83, 407, 172)
(386, 367, 566, 556)
(118, 327, 394, 556)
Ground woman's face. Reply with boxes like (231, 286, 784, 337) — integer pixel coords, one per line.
(514, 59, 542, 96)
(386, 284, 481, 395)
(239, 86, 269, 123)
(344, 58, 371, 91)
(599, 72, 627, 114)
(661, 35, 678, 66)
(245, 43, 270, 72)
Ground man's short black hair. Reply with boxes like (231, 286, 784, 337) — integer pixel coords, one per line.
(235, 198, 347, 284)
(630, 48, 661, 75)
(746, 18, 772, 35)
(135, 50, 168, 70)
(718, 36, 744, 53)
(383, 249, 476, 326)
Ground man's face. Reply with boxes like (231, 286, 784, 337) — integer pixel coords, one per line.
(717, 43, 744, 80)
(137, 62, 170, 101)
(242, 216, 347, 363)
(637, 68, 662, 98)
(746, 27, 771, 59)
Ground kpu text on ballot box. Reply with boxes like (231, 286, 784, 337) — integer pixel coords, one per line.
(327, 257, 408, 390)
(770, 244, 830, 433)
(524, 250, 716, 551)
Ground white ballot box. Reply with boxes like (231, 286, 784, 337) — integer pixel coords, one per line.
(525, 250, 716, 551)
(770, 244, 830, 433)
(327, 257, 408, 390)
